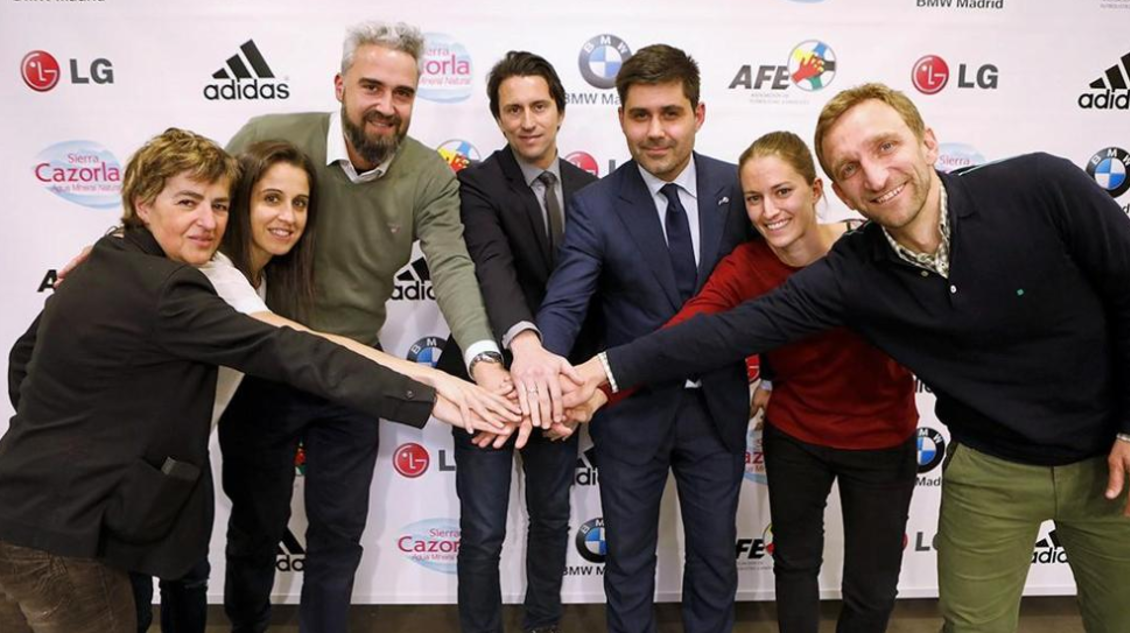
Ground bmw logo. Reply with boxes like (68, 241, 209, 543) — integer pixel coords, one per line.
(575, 517, 607, 563)
(1087, 147, 1130, 198)
(916, 427, 946, 474)
(578, 34, 632, 90)
(407, 336, 445, 368)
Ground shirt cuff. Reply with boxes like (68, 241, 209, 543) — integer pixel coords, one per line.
(463, 339, 503, 374)
(502, 321, 540, 349)
(598, 351, 620, 394)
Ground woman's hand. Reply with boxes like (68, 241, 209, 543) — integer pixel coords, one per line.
(419, 368, 521, 432)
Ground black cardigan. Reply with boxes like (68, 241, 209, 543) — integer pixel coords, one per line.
(2, 228, 435, 577)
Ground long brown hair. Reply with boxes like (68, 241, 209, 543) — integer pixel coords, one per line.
(223, 140, 318, 321)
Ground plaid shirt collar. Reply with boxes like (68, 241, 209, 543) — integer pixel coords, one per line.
(882, 185, 951, 278)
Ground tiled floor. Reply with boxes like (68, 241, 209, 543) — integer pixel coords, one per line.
(191, 597, 1084, 632)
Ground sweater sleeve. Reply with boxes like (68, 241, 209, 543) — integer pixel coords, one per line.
(412, 159, 499, 364)
(1039, 154, 1130, 433)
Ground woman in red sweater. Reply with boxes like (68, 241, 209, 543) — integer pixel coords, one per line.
(607, 131, 918, 632)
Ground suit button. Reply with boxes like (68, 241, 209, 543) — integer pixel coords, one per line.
(406, 389, 415, 399)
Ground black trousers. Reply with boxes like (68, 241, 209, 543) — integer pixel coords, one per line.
(129, 559, 211, 633)
(452, 425, 577, 633)
(762, 422, 917, 633)
(218, 376, 382, 633)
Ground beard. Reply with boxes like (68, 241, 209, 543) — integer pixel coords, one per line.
(341, 104, 406, 167)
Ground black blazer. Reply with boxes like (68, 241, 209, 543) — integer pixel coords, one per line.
(437, 148, 602, 378)
(2, 229, 435, 578)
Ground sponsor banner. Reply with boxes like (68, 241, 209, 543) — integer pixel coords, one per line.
(397, 518, 461, 574)
(21, 50, 113, 92)
(33, 140, 122, 208)
(419, 34, 473, 103)
(1079, 51, 1130, 110)
(728, 39, 835, 106)
(203, 40, 289, 101)
(1086, 147, 1130, 198)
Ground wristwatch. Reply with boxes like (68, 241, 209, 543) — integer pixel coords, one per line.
(468, 351, 504, 375)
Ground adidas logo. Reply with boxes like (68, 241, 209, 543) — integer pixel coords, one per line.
(203, 40, 290, 101)
(391, 257, 435, 301)
(575, 446, 599, 486)
(1078, 51, 1130, 110)
(1031, 529, 1068, 565)
(276, 527, 306, 572)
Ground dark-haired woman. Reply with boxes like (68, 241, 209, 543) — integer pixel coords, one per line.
(130, 140, 515, 632)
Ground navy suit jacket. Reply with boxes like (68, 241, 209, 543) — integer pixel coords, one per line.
(537, 153, 753, 464)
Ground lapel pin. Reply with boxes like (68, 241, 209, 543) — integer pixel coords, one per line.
(718, 196, 729, 205)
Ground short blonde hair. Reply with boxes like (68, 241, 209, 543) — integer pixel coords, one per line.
(120, 128, 239, 228)
(813, 83, 925, 180)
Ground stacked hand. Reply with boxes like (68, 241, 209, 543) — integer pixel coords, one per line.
(509, 331, 585, 428)
(431, 394, 516, 436)
(421, 363, 521, 434)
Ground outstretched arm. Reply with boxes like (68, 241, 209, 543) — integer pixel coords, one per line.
(252, 312, 521, 433)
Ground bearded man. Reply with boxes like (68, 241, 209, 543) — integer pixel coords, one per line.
(220, 20, 508, 633)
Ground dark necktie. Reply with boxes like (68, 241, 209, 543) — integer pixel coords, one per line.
(536, 171, 564, 254)
(661, 183, 696, 302)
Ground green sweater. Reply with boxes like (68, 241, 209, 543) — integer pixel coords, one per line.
(227, 112, 492, 351)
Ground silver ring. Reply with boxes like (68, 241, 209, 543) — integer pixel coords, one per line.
(526, 386, 539, 393)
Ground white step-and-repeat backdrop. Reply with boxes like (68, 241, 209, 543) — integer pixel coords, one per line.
(2, 0, 1127, 604)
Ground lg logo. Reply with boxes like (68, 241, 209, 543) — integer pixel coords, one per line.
(21, 50, 114, 92)
(912, 55, 997, 94)
(393, 442, 430, 478)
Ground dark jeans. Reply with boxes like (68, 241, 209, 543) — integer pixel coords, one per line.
(596, 391, 744, 633)
(762, 423, 917, 633)
(129, 558, 211, 633)
(453, 424, 578, 633)
(219, 377, 382, 633)
(0, 540, 136, 633)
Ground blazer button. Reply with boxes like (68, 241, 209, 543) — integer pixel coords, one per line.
(406, 389, 415, 399)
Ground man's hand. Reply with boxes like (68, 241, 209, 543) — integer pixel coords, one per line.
(473, 417, 533, 450)
(420, 364, 520, 433)
(432, 393, 512, 435)
(55, 244, 93, 288)
(750, 385, 771, 421)
(470, 360, 515, 396)
(560, 356, 610, 410)
(509, 330, 582, 429)
(1105, 437, 1130, 516)
(545, 389, 609, 442)
(544, 419, 579, 442)
(565, 389, 608, 425)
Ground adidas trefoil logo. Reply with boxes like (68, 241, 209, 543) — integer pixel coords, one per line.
(203, 40, 290, 101)
(1079, 51, 1130, 110)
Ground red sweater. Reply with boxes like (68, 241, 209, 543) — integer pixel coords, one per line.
(613, 240, 917, 450)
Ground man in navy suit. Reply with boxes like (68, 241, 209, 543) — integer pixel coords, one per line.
(512, 44, 753, 633)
